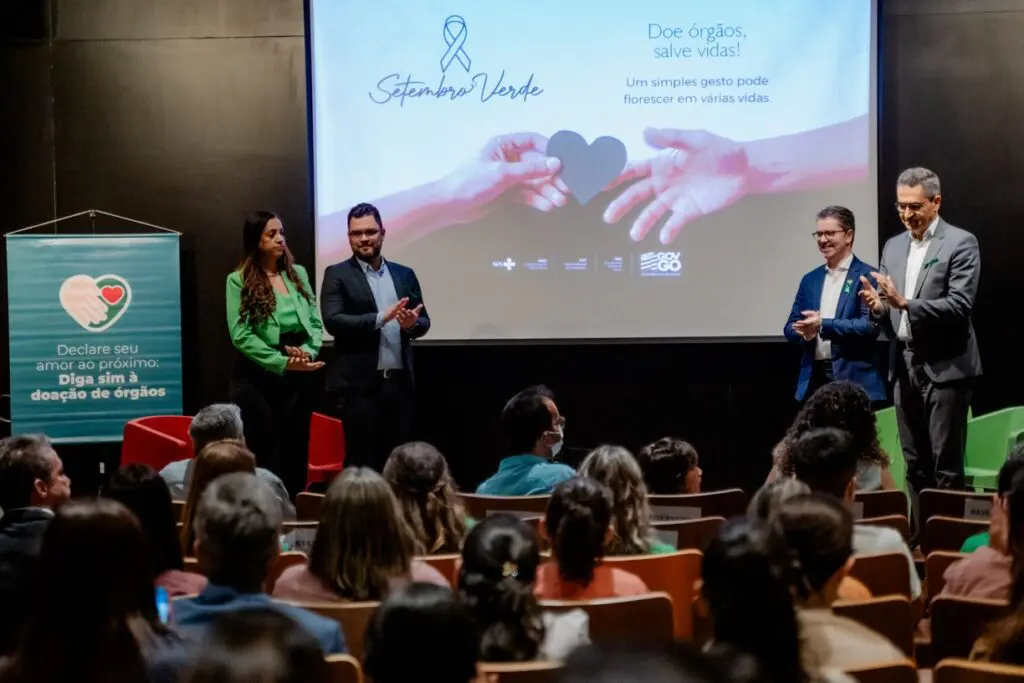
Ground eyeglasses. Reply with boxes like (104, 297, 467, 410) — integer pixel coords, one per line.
(811, 229, 848, 240)
(894, 199, 933, 213)
(349, 228, 381, 239)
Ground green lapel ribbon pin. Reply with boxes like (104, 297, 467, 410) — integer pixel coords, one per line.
(842, 279, 853, 295)
(923, 257, 939, 269)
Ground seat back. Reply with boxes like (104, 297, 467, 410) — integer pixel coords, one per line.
(480, 661, 564, 683)
(848, 552, 911, 598)
(650, 516, 725, 551)
(296, 492, 325, 521)
(540, 593, 674, 647)
(965, 408, 1024, 480)
(324, 654, 364, 683)
(458, 494, 550, 520)
(921, 488, 993, 524)
(935, 658, 1024, 683)
(121, 416, 194, 471)
(930, 595, 1009, 660)
(418, 553, 461, 587)
(280, 522, 318, 555)
(925, 551, 967, 601)
(858, 515, 911, 544)
(875, 406, 905, 493)
(308, 412, 345, 485)
(854, 490, 909, 520)
(266, 551, 308, 593)
(647, 489, 747, 521)
(602, 550, 701, 639)
(290, 601, 380, 661)
(833, 596, 915, 657)
(923, 516, 989, 555)
(845, 660, 918, 683)
(171, 499, 185, 523)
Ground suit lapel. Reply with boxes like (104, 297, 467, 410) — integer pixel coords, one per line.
(912, 220, 946, 298)
(834, 258, 858, 316)
(809, 266, 825, 313)
(347, 256, 376, 310)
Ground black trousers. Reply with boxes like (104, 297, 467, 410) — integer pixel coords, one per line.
(805, 359, 835, 401)
(230, 352, 316, 498)
(335, 370, 415, 472)
(894, 346, 972, 534)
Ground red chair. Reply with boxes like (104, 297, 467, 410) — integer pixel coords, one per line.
(307, 412, 345, 489)
(121, 415, 193, 471)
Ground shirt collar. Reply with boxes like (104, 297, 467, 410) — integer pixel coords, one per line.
(826, 253, 854, 275)
(915, 217, 939, 243)
(357, 256, 387, 275)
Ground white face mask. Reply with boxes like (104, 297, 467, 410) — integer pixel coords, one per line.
(549, 425, 564, 458)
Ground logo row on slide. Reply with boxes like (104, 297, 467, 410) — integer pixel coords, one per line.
(490, 252, 682, 276)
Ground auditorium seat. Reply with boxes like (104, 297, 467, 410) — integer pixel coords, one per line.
(308, 412, 346, 489)
(121, 415, 193, 471)
(920, 488, 993, 524)
(923, 516, 988, 555)
(540, 593, 675, 647)
(935, 658, 1024, 683)
(288, 601, 379, 661)
(858, 515, 911, 544)
(602, 549, 701, 639)
(833, 595, 915, 658)
(925, 551, 967, 601)
(845, 660, 917, 683)
(854, 490, 909, 520)
(848, 552, 911, 598)
(930, 596, 1009, 661)
(458, 493, 550, 520)
(650, 516, 725, 551)
(480, 660, 563, 683)
(647, 489, 747, 521)
(324, 654, 363, 683)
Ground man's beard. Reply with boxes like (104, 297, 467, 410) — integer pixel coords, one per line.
(354, 245, 382, 262)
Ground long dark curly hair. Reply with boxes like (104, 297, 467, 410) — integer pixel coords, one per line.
(237, 211, 312, 327)
(774, 381, 888, 475)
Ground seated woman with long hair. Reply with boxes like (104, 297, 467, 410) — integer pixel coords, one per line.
(180, 439, 256, 556)
(459, 514, 589, 662)
(769, 381, 894, 491)
(534, 477, 648, 600)
(272, 467, 449, 602)
(578, 445, 673, 555)
(765, 493, 903, 672)
(383, 441, 468, 554)
(104, 463, 207, 598)
(0, 499, 179, 683)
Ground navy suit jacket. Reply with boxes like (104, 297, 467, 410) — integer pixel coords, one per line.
(320, 256, 430, 394)
(784, 255, 886, 402)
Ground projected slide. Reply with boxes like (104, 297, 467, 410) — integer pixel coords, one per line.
(310, 0, 877, 340)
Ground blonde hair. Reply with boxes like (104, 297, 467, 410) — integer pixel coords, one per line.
(578, 445, 655, 555)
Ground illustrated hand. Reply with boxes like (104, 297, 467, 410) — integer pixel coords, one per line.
(59, 275, 109, 327)
(869, 272, 907, 310)
(792, 310, 821, 341)
(440, 132, 569, 223)
(858, 276, 885, 313)
(381, 297, 410, 324)
(604, 128, 751, 244)
(397, 304, 423, 330)
(283, 345, 310, 361)
(286, 356, 325, 372)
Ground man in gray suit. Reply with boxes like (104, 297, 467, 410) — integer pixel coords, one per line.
(859, 167, 981, 506)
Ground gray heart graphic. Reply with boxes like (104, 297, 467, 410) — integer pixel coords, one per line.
(547, 130, 627, 206)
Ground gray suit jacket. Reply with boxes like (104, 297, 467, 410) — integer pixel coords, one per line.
(876, 217, 982, 383)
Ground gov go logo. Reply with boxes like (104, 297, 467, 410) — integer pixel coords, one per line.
(639, 252, 682, 277)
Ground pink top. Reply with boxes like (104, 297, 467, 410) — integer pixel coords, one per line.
(156, 569, 208, 599)
(271, 560, 450, 602)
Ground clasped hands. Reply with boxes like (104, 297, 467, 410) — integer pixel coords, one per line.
(283, 346, 324, 372)
(792, 311, 822, 341)
(858, 272, 906, 313)
(382, 297, 423, 330)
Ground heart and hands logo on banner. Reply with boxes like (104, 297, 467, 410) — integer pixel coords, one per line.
(58, 274, 132, 332)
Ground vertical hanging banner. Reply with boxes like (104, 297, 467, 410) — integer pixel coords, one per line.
(6, 234, 183, 442)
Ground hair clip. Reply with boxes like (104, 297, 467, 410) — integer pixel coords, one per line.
(501, 561, 519, 578)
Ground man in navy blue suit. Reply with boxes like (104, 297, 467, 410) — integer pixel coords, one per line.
(784, 206, 885, 404)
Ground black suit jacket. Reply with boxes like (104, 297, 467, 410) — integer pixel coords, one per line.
(320, 256, 430, 394)
(0, 508, 51, 654)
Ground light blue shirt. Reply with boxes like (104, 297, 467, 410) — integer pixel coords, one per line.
(358, 258, 403, 370)
(476, 455, 576, 496)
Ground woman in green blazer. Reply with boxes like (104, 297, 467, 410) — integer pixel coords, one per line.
(226, 211, 325, 496)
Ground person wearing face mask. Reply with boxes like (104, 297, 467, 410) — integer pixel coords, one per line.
(476, 386, 575, 496)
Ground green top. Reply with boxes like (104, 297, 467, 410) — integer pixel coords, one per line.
(960, 531, 990, 553)
(649, 540, 676, 554)
(225, 264, 324, 375)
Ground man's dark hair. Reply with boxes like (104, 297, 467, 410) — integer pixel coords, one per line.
(815, 205, 855, 233)
(998, 445, 1024, 495)
(790, 427, 858, 500)
(348, 203, 383, 231)
(500, 385, 556, 455)
(637, 437, 700, 494)
(0, 434, 53, 510)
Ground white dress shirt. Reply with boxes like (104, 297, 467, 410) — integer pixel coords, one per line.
(896, 217, 939, 341)
(815, 253, 854, 360)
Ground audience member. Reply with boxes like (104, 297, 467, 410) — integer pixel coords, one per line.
(790, 427, 921, 599)
(636, 437, 702, 494)
(766, 493, 904, 671)
(0, 499, 178, 683)
(0, 435, 71, 654)
(561, 644, 728, 683)
(534, 477, 648, 599)
(273, 467, 448, 603)
(181, 608, 329, 683)
(159, 404, 294, 518)
(748, 478, 871, 601)
(383, 441, 468, 553)
(771, 381, 894, 491)
(701, 518, 816, 683)
(477, 385, 574, 495)
(578, 445, 673, 554)
(364, 582, 480, 683)
(179, 439, 257, 556)
(960, 447, 1024, 554)
(104, 464, 208, 598)
(170, 473, 345, 654)
(940, 452, 1024, 601)
(459, 514, 588, 662)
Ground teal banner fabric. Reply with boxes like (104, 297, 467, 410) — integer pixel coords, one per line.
(6, 234, 183, 442)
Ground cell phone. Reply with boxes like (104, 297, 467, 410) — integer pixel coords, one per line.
(155, 586, 170, 624)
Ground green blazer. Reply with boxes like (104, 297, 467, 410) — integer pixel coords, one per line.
(225, 264, 324, 375)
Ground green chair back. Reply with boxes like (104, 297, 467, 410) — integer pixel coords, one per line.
(875, 406, 905, 495)
(965, 407, 1024, 491)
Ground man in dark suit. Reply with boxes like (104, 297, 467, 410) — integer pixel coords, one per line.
(860, 167, 981, 503)
(320, 202, 430, 471)
(784, 205, 885, 404)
